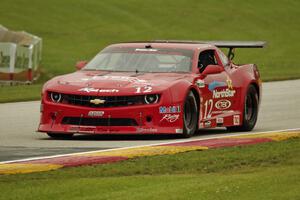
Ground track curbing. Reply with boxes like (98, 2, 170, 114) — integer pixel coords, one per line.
(0, 129, 299, 175)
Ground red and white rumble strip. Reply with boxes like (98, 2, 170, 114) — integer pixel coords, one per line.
(0, 128, 299, 175)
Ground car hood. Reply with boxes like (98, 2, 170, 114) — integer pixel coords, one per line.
(46, 71, 193, 95)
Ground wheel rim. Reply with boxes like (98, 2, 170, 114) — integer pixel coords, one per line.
(184, 98, 193, 129)
(245, 93, 254, 121)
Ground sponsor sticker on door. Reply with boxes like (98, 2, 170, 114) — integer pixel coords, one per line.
(216, 117, 224, 124)
(233, 115, 240, 125)
(215, 99, 231, 110)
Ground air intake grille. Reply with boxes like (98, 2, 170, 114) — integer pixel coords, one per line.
(62, 117, 138, 126)
(65, 94, 145, 107)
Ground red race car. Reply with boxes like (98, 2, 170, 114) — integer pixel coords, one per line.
(38, 40, 266, 138)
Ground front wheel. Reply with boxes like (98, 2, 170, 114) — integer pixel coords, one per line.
(227, 85, 259, 132)
(182, 91, 198, 138)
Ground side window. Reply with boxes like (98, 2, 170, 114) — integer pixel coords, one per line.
(198, 50, 217, 73)
(217, 50, 229, 66)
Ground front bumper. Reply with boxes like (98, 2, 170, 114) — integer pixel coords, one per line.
(38, 100, 184, 135)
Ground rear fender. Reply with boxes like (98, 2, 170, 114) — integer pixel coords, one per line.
(233, 64, 261, 116)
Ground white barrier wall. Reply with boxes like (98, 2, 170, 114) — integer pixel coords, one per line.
(0, 43, 16, 73)
(0, 25, 42, 82)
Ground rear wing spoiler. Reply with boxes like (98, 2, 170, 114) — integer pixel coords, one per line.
(152, 40, 267, 60)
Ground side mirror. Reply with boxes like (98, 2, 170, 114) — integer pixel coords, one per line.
(202, 65, 224, 75)
(75, 60, 88, 70)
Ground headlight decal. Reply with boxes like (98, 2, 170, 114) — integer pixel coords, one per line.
(144, 94, 159, 104)
(50, 92, 62, 103)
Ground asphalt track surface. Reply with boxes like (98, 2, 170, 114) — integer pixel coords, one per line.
(0, 79, 299, 162)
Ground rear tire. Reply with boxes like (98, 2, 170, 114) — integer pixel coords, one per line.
(47, 133, 74, 139)
(182, 92, 198, 138)
(227, 85, 259, 132)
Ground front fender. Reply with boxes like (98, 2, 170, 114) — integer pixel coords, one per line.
(168, 80, 197, 104)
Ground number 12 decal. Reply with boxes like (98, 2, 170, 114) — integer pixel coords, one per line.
(135, 86, 152, 93)
(203, 99, 213, 119)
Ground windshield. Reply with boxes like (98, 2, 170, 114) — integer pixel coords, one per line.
(84, 47, 194, 72)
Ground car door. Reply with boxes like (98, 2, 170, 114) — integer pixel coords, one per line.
(215, 49, 242, 126)
(198, 49, 237, 128)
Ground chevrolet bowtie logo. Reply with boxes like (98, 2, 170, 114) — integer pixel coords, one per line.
(90, 99, 105, 105)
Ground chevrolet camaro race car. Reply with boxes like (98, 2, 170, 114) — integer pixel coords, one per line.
(38, 40, 266, 138)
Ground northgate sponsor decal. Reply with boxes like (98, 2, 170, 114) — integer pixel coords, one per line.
(213, 89, 236, 98)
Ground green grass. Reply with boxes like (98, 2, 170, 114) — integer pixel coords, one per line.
(0, 138, 299, 200)
(0, 84, 42, 103)
(0, 0, 300, 102)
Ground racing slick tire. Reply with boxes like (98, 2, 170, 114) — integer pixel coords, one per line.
(47, 133, 74, 139)
(182, 91, 198, 138)
(227, 85, 258, 132)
